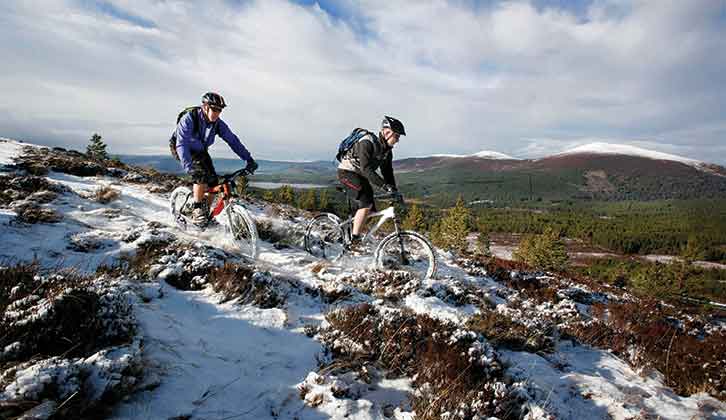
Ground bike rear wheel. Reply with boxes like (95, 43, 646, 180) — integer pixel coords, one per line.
(304, 213, 346, 260)
(374, 230, 437, 280)
(170, 186, 193, 230)
(225, 201, 258, 260)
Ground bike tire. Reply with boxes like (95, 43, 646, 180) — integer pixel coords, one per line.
(374, 230, 437, 280)
(226, 201, 259, 260)
(304, 213, 346, 260)
(170, 186, 193, 231)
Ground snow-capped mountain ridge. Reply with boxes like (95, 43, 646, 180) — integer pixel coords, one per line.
(414, 150, 517, 160)
(554, 142, 703, 167)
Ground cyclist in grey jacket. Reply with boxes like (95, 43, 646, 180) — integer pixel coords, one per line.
(338, 116, 406, 245)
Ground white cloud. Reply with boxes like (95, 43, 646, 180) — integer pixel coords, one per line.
(0, 0, 725, 164)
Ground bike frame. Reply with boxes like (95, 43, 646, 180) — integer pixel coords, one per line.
(338, 206, 400, 244)
(207, 182, 233, 218)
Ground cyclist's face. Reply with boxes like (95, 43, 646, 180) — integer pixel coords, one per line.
(203, 104, 222, 122)
(382, 128, 400, 147)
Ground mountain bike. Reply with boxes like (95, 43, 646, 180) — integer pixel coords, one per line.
(304, 190, 437, 280)
(170, 168, 258, 260)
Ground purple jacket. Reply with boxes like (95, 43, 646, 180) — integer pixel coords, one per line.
(175, 108, 253, 173)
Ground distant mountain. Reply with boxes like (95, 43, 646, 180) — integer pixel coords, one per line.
(119, 155, 338, 183)
(120, 143, 726, 204)
(394, 143, 726, 204)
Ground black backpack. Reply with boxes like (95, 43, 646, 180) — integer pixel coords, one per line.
(335, 128, 374, 162)
(168, 106, 219, 161)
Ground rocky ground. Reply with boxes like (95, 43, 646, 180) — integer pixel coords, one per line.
(0, 138, 724, 420)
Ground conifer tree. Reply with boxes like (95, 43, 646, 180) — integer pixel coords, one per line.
(475, 232, 493, 258)
(513, 227, 569, 271)
(431, 195, 471, 254)
(402, 203, 425, 231)
(298, 189, 317, 210)
(262, 190, 275, 202)
(86, 133, 109, 160)
(318, 190, 329, 212)
(277, 185, 295, 205)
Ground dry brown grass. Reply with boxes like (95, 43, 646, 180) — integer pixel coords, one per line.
(208, 263, 285, 308)
(467, 309, 554, 353)
(0, 262, 134, 365)
(320, 304, 528, 419)
(565, 300, 726, 401)
(94, 185, 120, 203)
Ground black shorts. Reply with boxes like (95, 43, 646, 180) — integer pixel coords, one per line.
(190, 150, 218, 186)
(338, 169, 375, 210)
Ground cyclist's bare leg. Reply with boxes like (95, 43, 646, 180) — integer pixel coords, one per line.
(352, 207, 370, 236)
(193, 183, 207, 203)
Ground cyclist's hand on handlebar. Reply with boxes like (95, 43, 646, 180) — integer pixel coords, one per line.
(244, 159, 258, 175)
(382, 184, 397, 193)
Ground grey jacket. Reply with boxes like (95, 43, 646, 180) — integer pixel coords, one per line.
(338, 132, 395, 188)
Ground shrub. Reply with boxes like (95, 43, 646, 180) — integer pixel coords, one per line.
(95, 185, 121, 203)
(467, 309, 553, 353)
(319, 304, 530, 419)
(565, 301, 726, 401)
(209, 264, 285, 308)
(513, 227, 569, 272)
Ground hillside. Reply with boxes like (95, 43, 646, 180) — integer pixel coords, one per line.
(1, 139, 724, 419)
(116, 143, 726, 205)
(395, 146, 726, 204)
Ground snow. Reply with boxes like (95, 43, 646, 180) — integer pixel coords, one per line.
(414, 150, 517, 160)
(502, 341, 726, 419)
(0, 138, 26, 166)
(555, 142, 703, 167)
(1, 139, 724, 419)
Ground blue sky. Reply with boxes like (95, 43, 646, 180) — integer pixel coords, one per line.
(1, 0, 725, 164)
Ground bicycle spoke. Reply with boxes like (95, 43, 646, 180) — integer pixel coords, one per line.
(376, 232, 436, 280)
(305, 215, 345, 260)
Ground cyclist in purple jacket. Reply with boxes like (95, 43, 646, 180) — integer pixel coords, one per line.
(175, 92, 258, 226)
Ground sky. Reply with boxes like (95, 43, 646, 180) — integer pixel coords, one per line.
(1, 0, 725, 164)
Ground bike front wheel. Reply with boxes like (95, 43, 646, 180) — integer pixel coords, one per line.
(304, 213, 346, 260)
(225, 201, 258, 260)
(374, 230, 437, 280)
(170, 186, 193, 231)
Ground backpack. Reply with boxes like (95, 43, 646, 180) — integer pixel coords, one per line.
(336, 128, 374, 162)
(169, 106, 218, 161)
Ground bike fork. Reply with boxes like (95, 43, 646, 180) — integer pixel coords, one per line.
(394, 221, 408, 265)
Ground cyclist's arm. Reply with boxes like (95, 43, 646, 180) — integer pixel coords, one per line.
(217, 120, 253, 162)
(356, 141, 386, 188)
(380, 151, 395, 188)
(175, 113, 196, 173)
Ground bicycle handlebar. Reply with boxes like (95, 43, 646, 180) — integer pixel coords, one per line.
(220, 167, 252, 182)
(374, 191, 405, 204)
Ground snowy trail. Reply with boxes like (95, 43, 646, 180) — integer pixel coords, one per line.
(111, 284, 321, 419)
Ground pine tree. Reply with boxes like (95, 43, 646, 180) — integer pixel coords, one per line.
(277, 185, 295, 205)
(513, 227, 569, 271)
(262, 190, 275, 202)
(402, 203, 425, 231)
(298, 189, 317, 210)
(431, 195, 471, 254)
(86, 133, 109, 160)
(318, 190, 329, 212)
(475, 232, 492, 258)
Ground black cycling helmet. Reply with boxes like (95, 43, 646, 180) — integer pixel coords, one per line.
(202, 92, 227, 109)
(381, 115, 405, 136)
